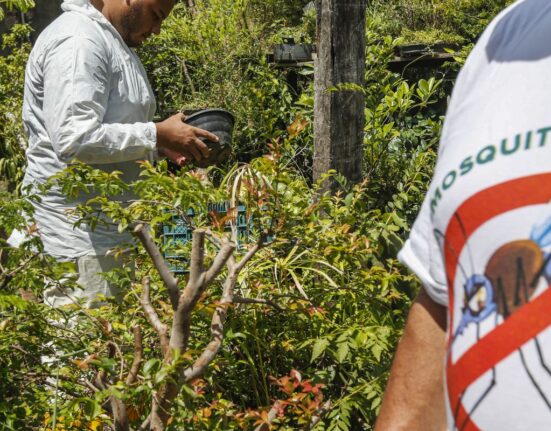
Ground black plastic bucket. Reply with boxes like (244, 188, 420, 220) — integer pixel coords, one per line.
(184, 109, 235, 168)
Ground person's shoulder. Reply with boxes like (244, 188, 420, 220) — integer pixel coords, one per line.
(477, 0, 551, 60)
(32, 11, 110, 61)
(35, 11, 106, 50)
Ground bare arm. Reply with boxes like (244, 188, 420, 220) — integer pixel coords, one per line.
(375, 288, 448, 431)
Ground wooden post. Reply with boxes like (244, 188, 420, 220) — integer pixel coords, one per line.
(313, 0, 366, 193)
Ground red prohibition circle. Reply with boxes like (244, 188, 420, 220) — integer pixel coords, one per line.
(442, 172, 551, 430)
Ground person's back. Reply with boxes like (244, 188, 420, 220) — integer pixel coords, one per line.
(377, 0, 551, 429)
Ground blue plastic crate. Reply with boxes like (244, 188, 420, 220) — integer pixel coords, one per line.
(162, 203, 254, 273)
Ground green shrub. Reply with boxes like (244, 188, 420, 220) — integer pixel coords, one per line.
(139, 0, 302, 163)
(0, 24, 31, 192)
(369, 0, 514, 44)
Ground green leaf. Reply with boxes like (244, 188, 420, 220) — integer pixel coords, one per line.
(372, 343, 384, 362)
(336, 342, 350, 363)
(311, 338, 330, 362)
(0, 294, 28, 310)
(143, 358, 161, 376)
(82, 398, 102, 419)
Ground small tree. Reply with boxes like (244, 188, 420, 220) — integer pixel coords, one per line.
(40, 161, 274, 431)
(131, 225, 266, 430)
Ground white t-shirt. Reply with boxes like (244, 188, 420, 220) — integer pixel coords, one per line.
(399, 0, 551, 429)
(21, 0, 157, 259)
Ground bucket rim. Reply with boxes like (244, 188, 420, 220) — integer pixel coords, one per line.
(184, 108, 235, 125)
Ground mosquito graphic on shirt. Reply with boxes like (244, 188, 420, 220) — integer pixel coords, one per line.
(434, 212, 551, 431)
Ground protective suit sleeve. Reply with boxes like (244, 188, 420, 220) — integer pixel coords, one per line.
(42, 35, 157, 164)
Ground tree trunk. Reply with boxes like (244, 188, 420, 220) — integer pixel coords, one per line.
(313, 0, 366, 193)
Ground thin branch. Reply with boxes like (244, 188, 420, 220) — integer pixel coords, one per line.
(0, 251, 40, 289)
(233, 296, 283, 311)
(138, 415, 151, 431)
(39, 313, 86, 343)
(203, 241, 236, 285)
(0, 248, 6, 273)
(4, 251, 39, 278)
(94, 371, 108, 391)
(101, 342, 130, 431)
(140, 276, 170, 355)
(126, 325, 143, 386)
(106, 341, 125, 382)
(253, 403, 279, 431)
(40, 378, 82, 399)
(23, 371, 92, 396)
(308, 400, 333, 430)
(183, 272, 235, 383)
(188, 229, 205, 287)
(205, 228, 222, 249)
(53, 296, 112, 337)
(134, 224, 180, 310)
(234, 234, 266, 273)
(181, 58, 196, 95)
(84, 379, 101, 393)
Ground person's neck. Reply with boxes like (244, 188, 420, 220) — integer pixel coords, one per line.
(90, 0, 113, 22)
(90, 0, 103, 12)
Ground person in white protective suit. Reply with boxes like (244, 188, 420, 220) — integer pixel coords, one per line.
(13, 0, 218, 307)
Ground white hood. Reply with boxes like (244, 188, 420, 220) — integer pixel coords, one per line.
(61, 0, 88, 7)
(61, 0, 111, 26)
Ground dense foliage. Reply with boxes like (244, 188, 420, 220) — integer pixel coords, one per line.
(138, 0, 311, 163)
(0, 23, 30, 191)
(0, 0, 34, 20)
(370, 0, 514, 44)
(0, 1, 510, 430)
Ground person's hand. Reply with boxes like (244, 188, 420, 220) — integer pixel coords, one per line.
(158, 147, 189, 167)
(155, 113, 219, 162)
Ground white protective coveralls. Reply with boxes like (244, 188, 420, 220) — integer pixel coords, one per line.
(17, 0, 157, 306)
